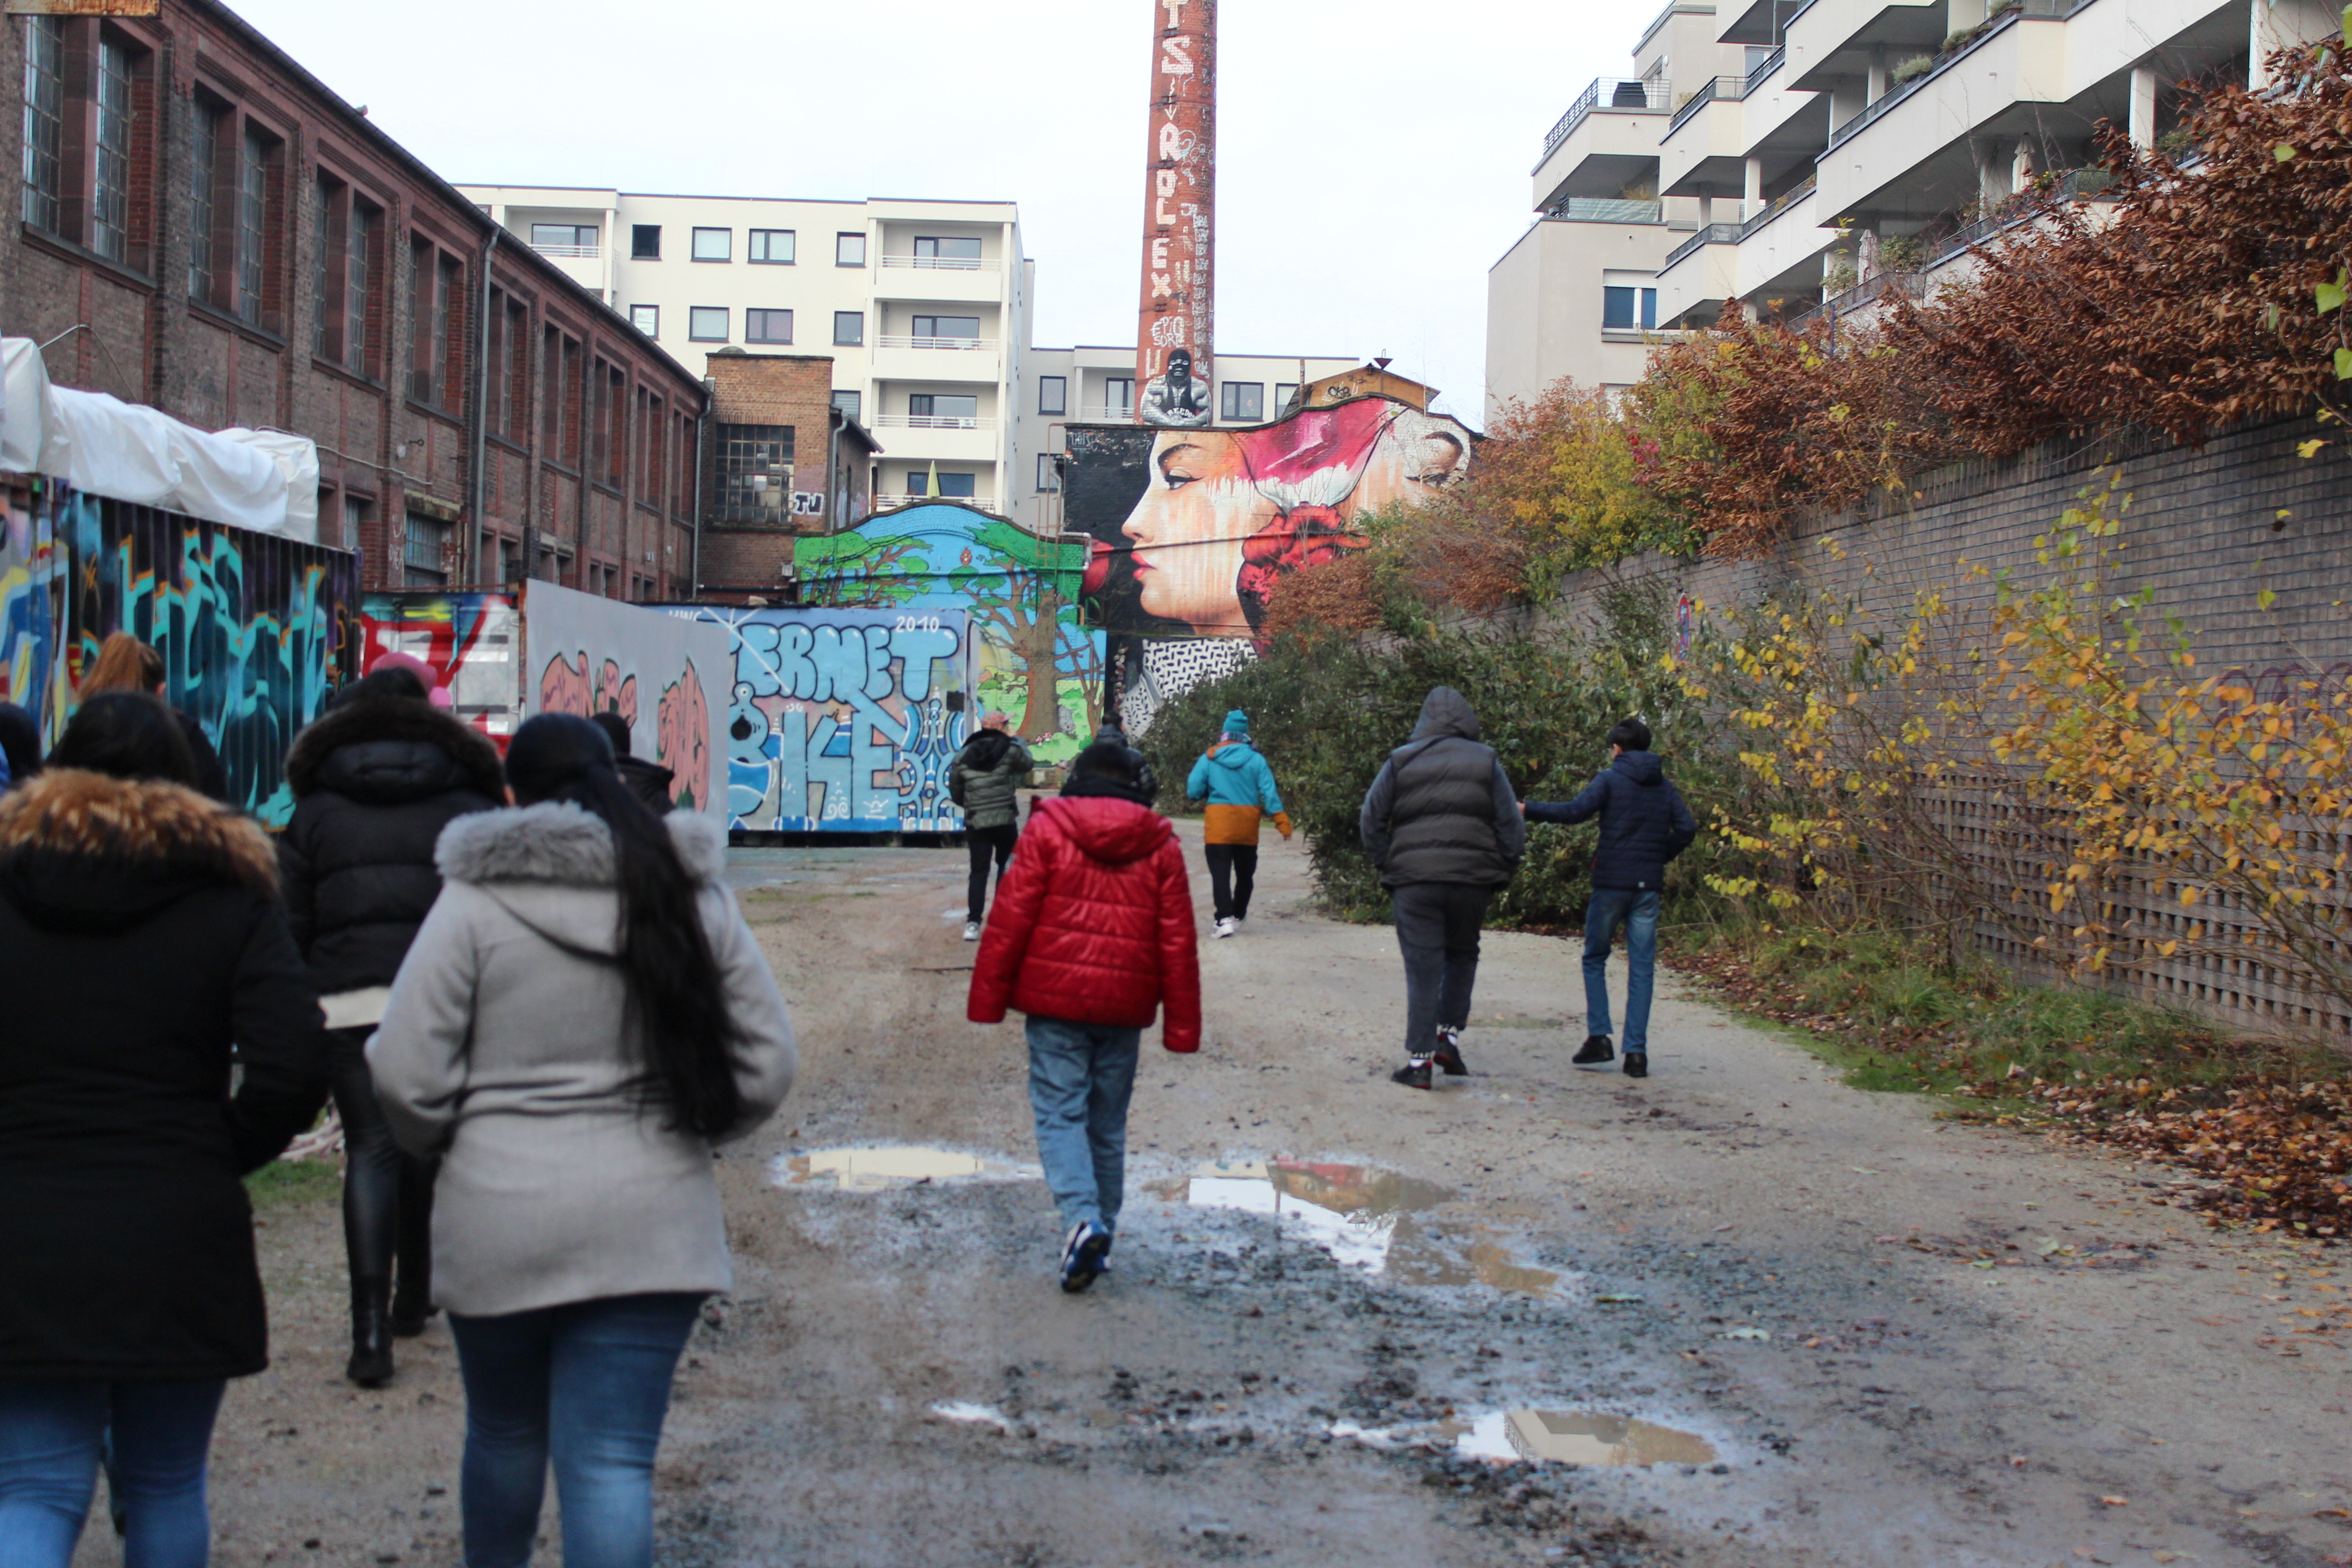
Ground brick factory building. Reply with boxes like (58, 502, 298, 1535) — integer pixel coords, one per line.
(695, 348, 878, 600)
(2, 0, 705, 598)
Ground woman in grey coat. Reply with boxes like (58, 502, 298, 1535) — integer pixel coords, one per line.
(369, 714, 794, 1568)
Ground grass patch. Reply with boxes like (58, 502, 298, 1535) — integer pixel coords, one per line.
(245, 1157, 340, 1209)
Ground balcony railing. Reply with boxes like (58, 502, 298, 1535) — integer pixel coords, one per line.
(1738, 174, 1816, 239)
(1540, 78, 1669, 163)
(1784, 272, 1930, 334)
(529, 242, 600, 260)
(1546, 196, 1665, 223)
(1662, 221, 1744, 271)
(877, 255, 999, 273)
(1078, 405, 1135, 422)
(872, 414, 997, 431)
(1823, 0, 2082, 154)
(1668, 76, 1747, 136)
(1745, 45, 1784, 94)
(873, 334, 1000, 352)
(1922, 167, 2117, 271)
(877, 493, 1001, 514)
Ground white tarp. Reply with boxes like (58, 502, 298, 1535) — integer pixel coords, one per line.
(0, 337, 319, 542)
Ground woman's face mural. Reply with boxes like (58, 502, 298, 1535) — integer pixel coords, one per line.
(1078, 396, 1475, 643)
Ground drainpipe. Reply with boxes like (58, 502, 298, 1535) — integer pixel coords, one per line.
(691, 381, 710, 596)
(466, 227, 500, 588)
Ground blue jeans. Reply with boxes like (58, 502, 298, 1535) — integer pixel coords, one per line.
(0, 1378, 225, 1568)
(1583, 887, 1662, 1053)
(446, 1293, 705, 1568)
(1025, 1016, 1142, 1236)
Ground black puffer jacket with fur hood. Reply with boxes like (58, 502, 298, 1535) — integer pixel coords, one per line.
(278, 695, 506, 994)
(0, 769, 330, 1379)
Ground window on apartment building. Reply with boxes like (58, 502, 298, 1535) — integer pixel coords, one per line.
(834, 231, 866, 267)
(1037, 376, 1066, 416)
(1219, 382, 1263, 422)
(1103, 377, 1133, 417)
(20, 16, 63, 232)
(833, 310, 863, 346)
(749, 229, 794, 264)
(691, 226, 731, 262)
(907, 393, 978, 427)
(629, 304, 658, 337)
(1035, 453, 1060, 493)
(631, 224, 661, 260)
(92, 37, 135, 265)
(830, 389, 861, 424)
(688, 306, 728, 342)
(746, 308, 793, 344)
(1602, 284, 1658, 331)
(910, 314, 980, 343)
(529, 223, 597, 252)
(912, 235, 982, 268)
(403, 512, 450, 586)
(1273, 382, 1298, 414)
(717, 424, 794, 524)
(189, 99, 221, 299)
(235, 125, 276, 327)
(912, 470, 975, 500)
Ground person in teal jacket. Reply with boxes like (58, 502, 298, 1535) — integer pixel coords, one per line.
(1184, 710, 1291, 938)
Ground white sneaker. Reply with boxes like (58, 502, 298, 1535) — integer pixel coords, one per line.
(1213, 916, 1237, 939)
(963, 921, 982, 941)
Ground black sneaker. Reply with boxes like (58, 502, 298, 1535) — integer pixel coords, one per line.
(1390, 1058, 1433, 1090)
(1432, 1026, 1467, 1076)
(1060, 1222, 1112, 1293)
(1573, 1034, 1616, 1067)
(1622, 1052, 1648, 1079)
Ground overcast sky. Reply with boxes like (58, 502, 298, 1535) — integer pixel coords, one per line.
(226, 0, 1627, 425)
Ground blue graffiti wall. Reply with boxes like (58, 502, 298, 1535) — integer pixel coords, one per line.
(674, 605, 973, 833)
(0, 484, 65, 725)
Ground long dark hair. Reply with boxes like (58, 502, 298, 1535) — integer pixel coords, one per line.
(504, 713, 743, 1137)
(50, 691, 198, 785)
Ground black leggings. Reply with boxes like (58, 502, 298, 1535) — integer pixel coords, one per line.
(1203, 843, 1259, 921)
(329, 1028, 438, 1306)
(967, 823, 1019, 922)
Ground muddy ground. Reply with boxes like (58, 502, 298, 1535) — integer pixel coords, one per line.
(81, 811, 2352, 1567)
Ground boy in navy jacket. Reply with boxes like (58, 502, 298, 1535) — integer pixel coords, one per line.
(1522, 718, 1696, 1079)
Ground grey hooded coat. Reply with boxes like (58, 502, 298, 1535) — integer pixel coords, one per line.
(1358, 687, 1525, 889)
(368, 803, 796, 1318)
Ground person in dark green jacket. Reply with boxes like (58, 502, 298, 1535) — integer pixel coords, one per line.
(951, 711, 1034, 940)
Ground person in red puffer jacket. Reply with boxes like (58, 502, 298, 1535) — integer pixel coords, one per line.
(969, 741, 1200, 1293)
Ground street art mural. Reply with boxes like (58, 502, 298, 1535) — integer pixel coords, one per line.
(672, 606, 971, 833)
(4, 489, 359, 824)
(1061, 396, 1473, 644)
(794, 501, 1103, 765)
(522, 582, 730, 823)
(359, 592, 521, 740)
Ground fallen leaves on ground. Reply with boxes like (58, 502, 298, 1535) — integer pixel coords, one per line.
(1674, 946, 2351, 1245)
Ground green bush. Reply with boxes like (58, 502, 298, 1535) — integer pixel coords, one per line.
(1141, 585, 1733, 929)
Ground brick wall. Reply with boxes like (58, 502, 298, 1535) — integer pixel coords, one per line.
(1542, 415, 2352, 1036)
(696, 350, 877, 597)
(0, 0, 702, 600)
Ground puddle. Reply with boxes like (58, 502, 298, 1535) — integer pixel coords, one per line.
(1150, 1159, 1559, 1295)
(927, 1401, 1019, 1435)
(774, 1146, 1040, 1192)
(1336, 1410, 1714, 1467)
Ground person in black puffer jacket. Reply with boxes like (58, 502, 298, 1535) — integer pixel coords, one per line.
(1523, 716, 1697, 1081)
(278, 665, 505, 1387)
(1359, 686, 1524, 1090)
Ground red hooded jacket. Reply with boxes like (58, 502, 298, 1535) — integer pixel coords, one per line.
(967, 796, 1201, 1052)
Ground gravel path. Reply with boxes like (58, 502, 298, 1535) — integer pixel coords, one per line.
(101, 812, 2352, 1567)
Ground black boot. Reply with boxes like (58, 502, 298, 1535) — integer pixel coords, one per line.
(347, 1278, 394, 1387)
(389, 1284, 437, 1339)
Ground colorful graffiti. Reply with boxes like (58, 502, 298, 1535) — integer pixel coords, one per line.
(794, 501, 1103, 764)
(675, 606, 970, 833)
(521, 582, 729, 820)
(64, 492, 357, 824)
(1062, 396, 1473, 643)
(359, 592, 522, 740)
(1134, 0, 1216, 427)
(0, 485, 65, 724)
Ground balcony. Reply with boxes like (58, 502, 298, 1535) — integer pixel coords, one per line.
(1823, 0, 2080, 155)
(875, 334, 999, 352)
(1739, 175, 1816, 239)
(1541, 78, 1669, 164)
(1545, 196, 1665, 223)
(1745, 45, 1784, 94)
(528, 241, 600, 259)
(1784, 271, 1929, 334)
(1077, 405, 1136, 423)
(877, 254, 999, 273)
(871, 414, 997, 430)
(1663, 221, 1743, 271)
(876, 493, 1002, 515)
(1668, 76, 1751, 136)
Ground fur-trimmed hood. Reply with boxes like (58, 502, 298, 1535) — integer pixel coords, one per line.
(286, 696, 505, 804)
(0, 769, 278, 932)
(434, 801, 727, 956)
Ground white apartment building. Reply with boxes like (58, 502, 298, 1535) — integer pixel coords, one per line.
(457, 186, 1031, 514)
(1490, 0, 2340, 416)
(1009, 346, 1360, 534)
